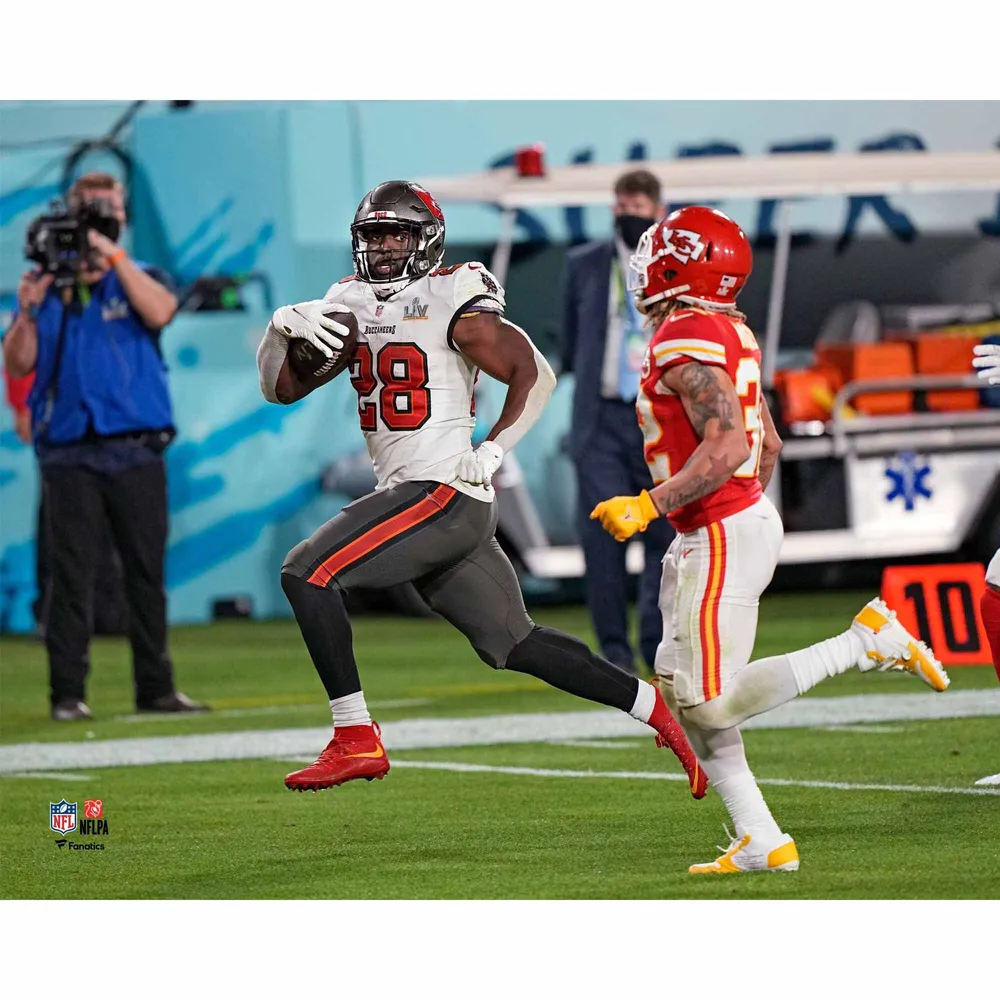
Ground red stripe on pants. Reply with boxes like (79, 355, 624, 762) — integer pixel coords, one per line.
(308, 484, 456, 587)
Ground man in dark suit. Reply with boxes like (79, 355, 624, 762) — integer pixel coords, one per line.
(559, 169, 673, 675)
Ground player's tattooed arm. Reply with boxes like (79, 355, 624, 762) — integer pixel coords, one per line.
(452, 311, 556, 452)
(758, 395, 783, 491)
(647, 361, 751, 516)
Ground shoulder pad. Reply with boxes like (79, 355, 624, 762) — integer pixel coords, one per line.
(651, 310, 731, 369)
(323, 276, 357, 301)
(433, 261, 506, 313)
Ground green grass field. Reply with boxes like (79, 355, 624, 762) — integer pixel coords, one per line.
(2, 591, 998, 899)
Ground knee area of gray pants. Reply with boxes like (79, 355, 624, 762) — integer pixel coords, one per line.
(281, 540, 314, 580)
(473, 624, 537, 671)
(681, 697, 736, 731)
(280, 568, 342, 603)
(473, 646, 504, 670)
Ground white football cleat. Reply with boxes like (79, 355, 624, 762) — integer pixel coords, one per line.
(850, 598, 950, 692)
(688, 828, 799, 875)
(975, 772, 1000, 787)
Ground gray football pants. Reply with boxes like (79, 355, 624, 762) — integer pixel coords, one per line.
(282, 480, 534, 667)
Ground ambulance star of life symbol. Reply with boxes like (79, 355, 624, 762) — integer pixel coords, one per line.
(50, 799, 78, 834)
(884, 451, 932, 511)
(662, 228, 706, 265)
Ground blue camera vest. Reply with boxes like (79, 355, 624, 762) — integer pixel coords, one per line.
(26, 265, 175, 446)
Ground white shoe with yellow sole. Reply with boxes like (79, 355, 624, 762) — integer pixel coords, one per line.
(688, 829, 800, 875)
(850, 598, 950, 692)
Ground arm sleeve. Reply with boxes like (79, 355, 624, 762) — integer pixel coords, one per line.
(4, 368, 34, 415)
(490, 320, 557, 455)
(256, 320, 289, 403)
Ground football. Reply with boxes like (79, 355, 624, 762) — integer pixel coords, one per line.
(287, 308, 360, 387)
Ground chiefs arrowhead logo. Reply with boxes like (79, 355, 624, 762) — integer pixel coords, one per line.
(661, 227, 706, 265)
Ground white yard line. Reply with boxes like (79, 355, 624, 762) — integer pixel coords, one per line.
(1, 688, 997, 774)
(386, 760, 1000, 797)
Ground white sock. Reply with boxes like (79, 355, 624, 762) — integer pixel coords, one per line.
(786, 630, 866, 695)
(712, 770, 784, 844)
(330, 691, 371, 730)
(628, 679, 657, 723)
(684, 722, 783, 844)
(689, 630, 868, 730)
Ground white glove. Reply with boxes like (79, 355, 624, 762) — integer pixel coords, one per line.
(271, 300, 348, 360)
(973, 343, 1000, 385)
(457, 440, 504, 488)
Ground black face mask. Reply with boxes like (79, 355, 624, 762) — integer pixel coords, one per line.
(615, 214, 656, 250)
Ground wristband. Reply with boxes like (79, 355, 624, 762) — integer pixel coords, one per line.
(108, 248, 127, 267)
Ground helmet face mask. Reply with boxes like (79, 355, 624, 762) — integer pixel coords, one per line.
(351, 181, 445, 295)
(353, 222, 420, 282)
(630, 206, 752, 315)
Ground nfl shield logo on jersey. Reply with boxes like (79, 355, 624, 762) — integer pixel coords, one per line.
(50, 800, 77, 834)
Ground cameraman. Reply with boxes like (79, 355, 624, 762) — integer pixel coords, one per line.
(2, 172, 208, 721)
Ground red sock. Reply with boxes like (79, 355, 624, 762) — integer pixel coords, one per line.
(980, 586, 1000, 684)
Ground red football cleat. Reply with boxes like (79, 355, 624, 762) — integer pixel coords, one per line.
(285, 720, 390, 791)
(648, 689, 708, 799)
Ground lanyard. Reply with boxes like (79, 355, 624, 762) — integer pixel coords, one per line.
(612, 258, 645, 331)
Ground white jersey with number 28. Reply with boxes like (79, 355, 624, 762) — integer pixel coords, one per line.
(323, 261, 505, 503)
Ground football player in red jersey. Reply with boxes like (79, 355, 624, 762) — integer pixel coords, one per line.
(592, 206, 951, 873)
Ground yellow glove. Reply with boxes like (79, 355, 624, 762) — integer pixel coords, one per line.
(589, 489, 660, 542)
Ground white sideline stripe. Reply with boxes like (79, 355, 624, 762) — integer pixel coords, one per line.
(816, 724, 906, 734)
(553, 740, 646, 749)
(112, 697, 433, 724)
(1, 771, 95, 782)
(386, 760, 1000, 797)
(1, 688, 997, 774)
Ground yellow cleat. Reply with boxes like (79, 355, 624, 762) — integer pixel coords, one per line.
(688, 830, 799, 875)
(850, 598, 950, 692)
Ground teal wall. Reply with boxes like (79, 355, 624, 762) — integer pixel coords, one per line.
(1, 100, 998, 631)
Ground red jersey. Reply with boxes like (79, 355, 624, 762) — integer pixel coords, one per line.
(637, 308, 763, 534)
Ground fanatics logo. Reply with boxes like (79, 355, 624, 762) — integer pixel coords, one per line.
(661, 228, 706, 266)
(50, 800, 77, 834)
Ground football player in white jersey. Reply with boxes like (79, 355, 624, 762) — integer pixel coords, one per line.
(256, 180, 707, 794)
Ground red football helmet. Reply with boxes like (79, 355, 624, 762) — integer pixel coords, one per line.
(628, 206, 752, 312)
